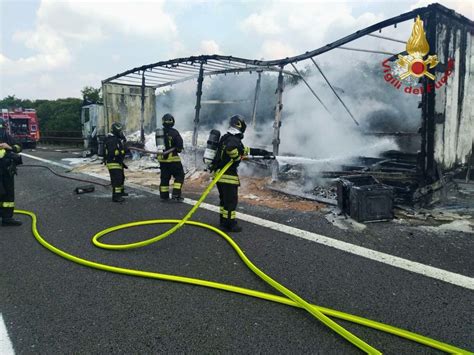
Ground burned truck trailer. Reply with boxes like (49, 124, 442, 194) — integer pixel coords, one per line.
(100, 3, 473, 206)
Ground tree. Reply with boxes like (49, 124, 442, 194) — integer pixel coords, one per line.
(0, 95, 34, 110)
(81, 86, 102, 105)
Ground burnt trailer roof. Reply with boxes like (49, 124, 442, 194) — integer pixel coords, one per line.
(102, 3, 472, 89)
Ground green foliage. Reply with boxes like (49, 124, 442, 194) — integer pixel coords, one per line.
(37, 98, 83, 131)
(0, 95, 34, 110)
(0, 95, 82, 132)
(81, 86, 102, 104)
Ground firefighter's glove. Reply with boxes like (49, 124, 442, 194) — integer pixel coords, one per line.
(251, 148, 272, 157)
(122, 162, 129, 169)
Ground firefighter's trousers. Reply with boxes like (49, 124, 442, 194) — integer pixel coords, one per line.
(0, 170, 15, 219)
(159, 162, 184, 199)
(216, 182, 239, 228)
(107, 163, 125, 198)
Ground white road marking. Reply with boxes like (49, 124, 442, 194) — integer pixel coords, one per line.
(21, 153, 71, 170)
(0, 314, 14, 355)
(21, 154, 474, 290)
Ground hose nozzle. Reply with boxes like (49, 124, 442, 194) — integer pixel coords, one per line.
(247, 155, 276, 160)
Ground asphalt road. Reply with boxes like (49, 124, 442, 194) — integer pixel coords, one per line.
(1, 147, 473, 354)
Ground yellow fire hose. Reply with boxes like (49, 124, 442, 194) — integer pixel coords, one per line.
(15, 161, 472, 354)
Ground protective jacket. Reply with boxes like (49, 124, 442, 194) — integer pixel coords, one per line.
(214, 133, 268, 185)
(104, 133, 126, 168)
(158, 127, 183, 163)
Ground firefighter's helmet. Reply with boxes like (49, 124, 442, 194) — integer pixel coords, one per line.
(228, 114, 247, 135)
(111, 122, 123, 136)
(162, 113, 175, 128)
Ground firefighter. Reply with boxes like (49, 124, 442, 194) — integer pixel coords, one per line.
(104, 122, 128, 203)
(214, 115, 272, 232)
(0, 117, 23, 226)
(158, 113, 184, 202)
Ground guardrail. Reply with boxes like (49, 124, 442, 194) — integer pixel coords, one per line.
(39, 131, 83, 145)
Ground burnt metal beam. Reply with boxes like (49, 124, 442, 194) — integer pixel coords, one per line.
(310, 58, 359, 126)
(366, 132, 420, 136)
(101, 82, 109, 132)
(101, 81, 155, 89)
(203, 62, 234, 71)
(145, 71, 184, 80)
(151, 66, 195, 74)
(367, 33, 406, 44)
(140, 71, 145, 143)
(213, 59, 248, 69)
(205, 61, 237, 70)
(337, 46, 398, 56)
(251, 71, 262, 127)
(192, 62, 204, 148)
(111, 79, 144, 86)
(290, 62, 330, 113)
(202, 99, 251, 104)
(421, 9, 437, 181)
(152, 67, 298, 89)
(272, 68, 284, 181)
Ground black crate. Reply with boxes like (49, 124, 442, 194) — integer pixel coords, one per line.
(337, 175, 379, 214)
(349, 185, 393, 222)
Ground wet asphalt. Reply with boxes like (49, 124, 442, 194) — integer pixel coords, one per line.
(0, 146, 473, 354)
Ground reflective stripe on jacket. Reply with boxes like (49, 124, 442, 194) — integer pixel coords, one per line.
(157, 127, 183, 163)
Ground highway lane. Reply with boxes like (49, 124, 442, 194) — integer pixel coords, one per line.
(0, 149, 472, 353)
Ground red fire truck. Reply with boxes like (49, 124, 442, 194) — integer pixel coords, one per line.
(1, 108, 41, 148)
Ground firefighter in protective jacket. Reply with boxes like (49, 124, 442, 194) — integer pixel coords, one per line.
(0, 117, 23, 226)
(158, 113, 184, 201)
(214, 115, 271, 232)
(104, 122, 127, 202)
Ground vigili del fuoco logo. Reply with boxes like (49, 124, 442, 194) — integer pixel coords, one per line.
(381, 16, 454, 95)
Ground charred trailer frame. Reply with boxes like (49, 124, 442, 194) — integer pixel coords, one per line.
(322, 4, 473, 206)
(420, 5, 474, 185)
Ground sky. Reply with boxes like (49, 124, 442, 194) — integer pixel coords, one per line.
(0, 0, 472, 100)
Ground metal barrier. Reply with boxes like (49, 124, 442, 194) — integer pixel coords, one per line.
(39, 131, 83, 145)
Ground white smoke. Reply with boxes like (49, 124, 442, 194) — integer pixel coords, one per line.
(152, 50, 420, 180)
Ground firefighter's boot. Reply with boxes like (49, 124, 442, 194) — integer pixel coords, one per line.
(223, 220, 242, 233)
(171, 182, 183, 202)
(171, 190, 184, 202)
(112, 193, 125, 203)
(2, 218, 23, 226)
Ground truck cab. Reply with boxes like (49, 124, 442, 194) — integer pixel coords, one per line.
(81, 103, 105, 156)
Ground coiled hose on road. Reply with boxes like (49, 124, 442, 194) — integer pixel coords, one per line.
(15, 161, 472, 354)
